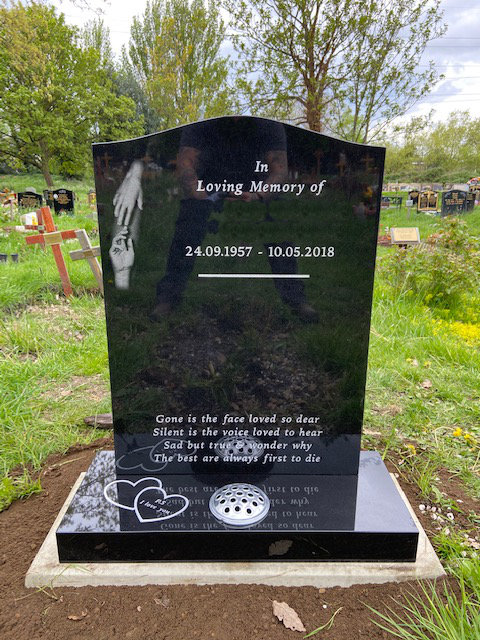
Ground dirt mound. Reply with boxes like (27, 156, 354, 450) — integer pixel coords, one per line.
(0, 442, 461, 640)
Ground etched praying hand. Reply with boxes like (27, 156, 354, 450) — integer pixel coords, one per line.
(109, 228, 134, 290)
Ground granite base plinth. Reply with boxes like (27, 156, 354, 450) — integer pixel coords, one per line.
(56, 451, 418, 562)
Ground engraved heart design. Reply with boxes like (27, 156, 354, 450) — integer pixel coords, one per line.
(134, 486, 189, 523)
(104, 477, 163, 511)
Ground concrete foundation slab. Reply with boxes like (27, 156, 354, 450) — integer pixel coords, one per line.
(25, 473, 444, 589)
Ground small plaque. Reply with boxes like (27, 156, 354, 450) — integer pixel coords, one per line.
(390, 227, 420, 245)
(70, 246, 101, 261)
(405, 199, 413, 207)
(43, 231, 63, 246)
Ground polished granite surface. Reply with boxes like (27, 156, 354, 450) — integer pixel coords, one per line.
(94, 116, 385, 478)
(57, 451, 418, 562)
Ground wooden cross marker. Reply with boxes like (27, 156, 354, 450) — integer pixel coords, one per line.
(25, 206, 76, 297)
(69, 229, 103, 295)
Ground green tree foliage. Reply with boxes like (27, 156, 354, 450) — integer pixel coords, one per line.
(423, 112, 480, 181)
(383, 114, 433, 180)
(385, 111, 480, 182)
(116, 52, 165, 135)
(124, 0, 235, 130)
(81, 18, 115, 76)
(223, 0, 445, 139)
(80, 18, 162, 134)
(328, 1, 445, 142)
(0, 2, 144, 185)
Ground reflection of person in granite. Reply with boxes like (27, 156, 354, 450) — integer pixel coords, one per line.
(111, 118, 318, 322)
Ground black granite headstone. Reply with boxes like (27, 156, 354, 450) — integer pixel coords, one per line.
(442, 189, 467, 216)
(52, 188, 75, 215)
(466, 190, 476, 212)
(43, 189, 55, 208)
(56, 117, 418, 562)
(17, 191, 42, 209)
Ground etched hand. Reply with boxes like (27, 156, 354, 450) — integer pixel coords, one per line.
(109, 228, 134, 290)
(113, 160, 144, 226)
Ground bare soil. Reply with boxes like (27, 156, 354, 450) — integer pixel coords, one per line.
(0, 440, 476, 640)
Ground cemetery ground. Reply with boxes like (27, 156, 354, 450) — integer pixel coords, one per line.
(0, 175, 479, 639)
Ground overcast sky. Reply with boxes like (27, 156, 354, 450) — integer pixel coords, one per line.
(53, 0, 480, 123)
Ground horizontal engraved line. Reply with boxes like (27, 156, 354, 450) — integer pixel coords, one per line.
(198, 274, 310, 279)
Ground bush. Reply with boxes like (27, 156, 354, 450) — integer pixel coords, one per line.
(380, 218, 480, 308)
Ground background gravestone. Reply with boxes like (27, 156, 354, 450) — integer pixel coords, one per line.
(417, 190, 438, 212)
(390, 195, 403, 208)
(43, 189, 54, 208)
(55, 117, 418, 563)
(381, 196, 390, 208)
(470, 185, 480, 202)
(466, 191, 475, 212)
(52, 188, 75, 215)
(408, 189, 419, 205)
(442, 189, 467, 216)
(17, 190, 43, 209)
(88, 188, 96, 207)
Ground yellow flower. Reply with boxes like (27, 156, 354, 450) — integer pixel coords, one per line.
(449, 321, 480, 345)
(406, 443, 416, 455)
(464, 433, 475, 443)
(453, 428, 463, 437)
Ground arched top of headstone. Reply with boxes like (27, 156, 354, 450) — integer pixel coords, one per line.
(93, 115, 385, 152)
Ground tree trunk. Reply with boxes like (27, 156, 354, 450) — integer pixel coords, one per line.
(306, 93, 322, 132)
(41, 160, 54, 187)
(39, 140, 54, 187)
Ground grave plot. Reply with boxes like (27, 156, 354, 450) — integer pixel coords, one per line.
(36, 116, 431, 568)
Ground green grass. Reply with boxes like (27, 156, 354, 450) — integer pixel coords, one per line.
(0, 295, 111, 508)
(365, 198, 480, 497)
(368, 558, 480, 640)
(379, 192, 480, 240)
(366, 286, 480, 494)
(0, 172, 110, 508)
(0, 178, 478, 498)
